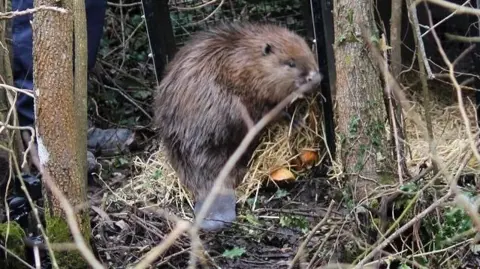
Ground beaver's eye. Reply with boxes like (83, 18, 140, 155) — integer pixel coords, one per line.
(286, 60, 296, 68)
(263, 43, 272, 56)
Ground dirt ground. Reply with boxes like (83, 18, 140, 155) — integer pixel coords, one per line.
(3, 0, 480, 268)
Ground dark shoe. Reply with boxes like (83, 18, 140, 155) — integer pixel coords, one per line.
(87, 126, 135, 157)
(87, 150, 100, 174)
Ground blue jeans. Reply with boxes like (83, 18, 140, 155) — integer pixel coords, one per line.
(12, 0, 107, 127)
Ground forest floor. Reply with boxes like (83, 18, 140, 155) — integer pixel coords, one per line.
(81, 1, 480, 269)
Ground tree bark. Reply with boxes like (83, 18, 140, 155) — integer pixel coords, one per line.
(73, 0, 88, 189)
(32, 0, 91, 266)
(0, 0, 11, 187)
(0, 0, 24, 186)
(333, 0, 391, 201)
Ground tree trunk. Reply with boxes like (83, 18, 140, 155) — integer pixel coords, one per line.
(0, 0, 24, 188)
(32, 0, 91, 267)
(73, 0, 88, 190)
(0, 0, 11, 188)
(333, 0, 391, 201)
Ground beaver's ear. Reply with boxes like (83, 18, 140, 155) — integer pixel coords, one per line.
(262, 43, 272, 56)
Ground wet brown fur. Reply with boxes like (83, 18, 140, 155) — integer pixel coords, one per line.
(153, 22, 319, 202)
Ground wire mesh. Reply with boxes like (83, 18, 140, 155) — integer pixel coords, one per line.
(167, 0, 310, 47)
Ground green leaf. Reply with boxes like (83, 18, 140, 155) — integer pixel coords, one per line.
(275, 189, 289, 198)
(153, 170, 162, 180)
(222, 247, 246, 259)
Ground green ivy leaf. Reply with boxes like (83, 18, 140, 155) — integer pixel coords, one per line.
(222, 247, 246, 259)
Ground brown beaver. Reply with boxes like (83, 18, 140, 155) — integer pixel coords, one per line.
(153, 21, 322, 231)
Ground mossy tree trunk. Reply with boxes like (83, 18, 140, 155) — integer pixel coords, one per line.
(0, 2, 28, 265)
(1, 0, 24, 189)
(0, 0, 12, 188)
(32, 0, 90, 267)
(333, 1, 391, 202)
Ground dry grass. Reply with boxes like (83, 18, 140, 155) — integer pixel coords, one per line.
(120, 93, 327, 217)
(3, 0, 480, 268)
(404, 89, 480, 175)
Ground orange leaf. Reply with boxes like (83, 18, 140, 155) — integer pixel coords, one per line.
(289, 157, 303, 172)
(299, 150, 319, 167)
(270, 167, 296, 181)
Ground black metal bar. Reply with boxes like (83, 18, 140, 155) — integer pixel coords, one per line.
(309, 0, 336, 161)
(475, 0, 480, 129)
(141, 0, 177, 85)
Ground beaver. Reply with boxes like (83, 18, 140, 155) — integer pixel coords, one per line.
(153, 21, 322, 231)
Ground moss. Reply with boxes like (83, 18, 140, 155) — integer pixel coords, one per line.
(45, 215, 90, 268)
(378, 171, 395, 185)
(0, 222, 27, 268)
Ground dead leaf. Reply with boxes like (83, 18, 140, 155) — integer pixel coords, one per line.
(289, 156, 303, 171)
(380, 34, 392, 52)
(270, 167, 296, 181)
(299, 150, 319, 167)
(114, 220, 130, 231)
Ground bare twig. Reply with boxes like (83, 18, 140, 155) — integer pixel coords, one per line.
(107, 1, 141, 8)
(0, 122, 35, 169)
(407, 0, 438, 175)
(307, 224, 338, 269)
(0, 5, 67, 19)
(171, 0, 217, 11)
(412, 0, 480, 15)
(424, 4, 480, 168)
(445, 33, 480, 43)
(188, 75, 322, 267)
(103, 84, 152, 120)
(356, 24, 469, 269)
(288, 200, 335, 269)
(41, 174, 105, 269)
(407, 0, 435, 79)
(0, 84, 35, 97)
(0, 242, 35, 269)
(354, 190, 453, 268)
(133, 220, 191, 269)
(420, 0, 471, 38)
(187, 0, 225, 26)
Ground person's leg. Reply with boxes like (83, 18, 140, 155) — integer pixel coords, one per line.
(12, 0, 34, 128)
(85, 0, 107, 71)
(12, 0, 134, 174)
(84, 0, 136, 157)
(12, 0, 107, 126)
(13, 0, 107, 126)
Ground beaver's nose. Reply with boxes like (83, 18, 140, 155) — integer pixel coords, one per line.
(306, 70, 322, 84)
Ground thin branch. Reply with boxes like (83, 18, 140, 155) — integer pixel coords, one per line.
(0, 84, 35, 97)
(445, 33, 480, 43)
(425, 4, 480, 168)
(0, 5, 67, 20)
(187, 0, 225, 26)
(0, 242, 35, 269)
(420, 0, 471, 38)
(0, 121, 36, 169)
(103, 84, 152, 120)
(41, 173, 105, 269)
(171, 0, 217, 11)
(288, 200, 335, 269)
(354, 190, 453, 268)
(188, 75, 322, 267)
(413, 0, 480, 15)
(133, 220, 191, 269)
(407, 0, 435, 79)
